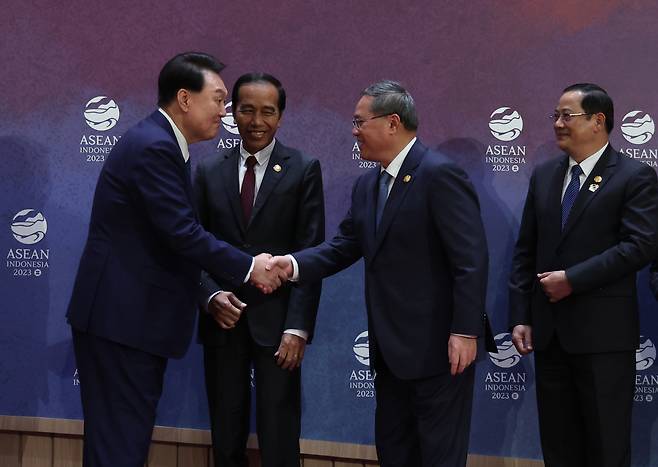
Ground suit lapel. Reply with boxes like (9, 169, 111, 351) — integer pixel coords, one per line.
(249, 142, 288, 228)
(371, 141, 425, 259)
(560, 146, 617, 241)
(151, 110, 193, 198)
(220, 148, 245, 233)
(363, 169, 380, 257)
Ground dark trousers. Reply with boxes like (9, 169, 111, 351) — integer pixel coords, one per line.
(374, 358, 475, 467)
(72, 328, 167, 467)
(535, 336, 635, 467)
(203, 319, 301, 467)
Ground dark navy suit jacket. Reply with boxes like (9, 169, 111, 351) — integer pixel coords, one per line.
(67, 110, 252, 358)
(509, 146, 658, 353)
(195, 141, 325, 346)
(294, 140, 491, 380)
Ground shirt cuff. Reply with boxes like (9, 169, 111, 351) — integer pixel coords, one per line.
(206, 290, 222, 312)
(243, 257, 255, 283)
(451, 333, 477, 339)
(288, 254, 300, 282)
(284, 329, 308, 341)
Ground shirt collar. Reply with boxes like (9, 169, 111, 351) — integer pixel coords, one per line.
(158, 108, 190, 162)
(568, 142, 608, 178)
(382, 137, 417, 179)
(240, 138, 277, 167)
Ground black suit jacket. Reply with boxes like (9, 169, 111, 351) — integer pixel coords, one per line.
(67, 111, 252, 358)
(195, 141, 325, 347)
(294, 140, 493, 380)
(509, 145, 658, 353)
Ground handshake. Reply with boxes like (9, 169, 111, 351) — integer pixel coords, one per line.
(250, 253, 296, 294)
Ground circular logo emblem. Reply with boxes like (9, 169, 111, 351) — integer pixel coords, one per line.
(636, 336, 656, 371)
(488, 332, 521, 369)
(84, 96, 120, 131)
(489, 107, 523, 142)
(353, 331, 370, 366)
(221, 101, 240, 135)
(621, 111, 655, 145)
(11, 209, 47, 245)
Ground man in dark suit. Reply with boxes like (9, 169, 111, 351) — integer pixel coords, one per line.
(269, 80, 493, 466)
(66, 53, 285, 467)
(195, 72, 324, 467)
(509, 83, 658, 467)
(650, 260, 658, 299)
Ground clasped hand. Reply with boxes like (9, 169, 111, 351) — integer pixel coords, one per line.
(250, 253, 292, 294)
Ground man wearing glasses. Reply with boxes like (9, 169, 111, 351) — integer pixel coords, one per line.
(268, 80, 494, 466)
(509, 83, 658, 466)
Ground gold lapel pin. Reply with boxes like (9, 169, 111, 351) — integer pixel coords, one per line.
(273, 164, 282, 173)
(403, 174, 412, 183)
(588, 183, 599, 192)
(593, 175, 602, 183)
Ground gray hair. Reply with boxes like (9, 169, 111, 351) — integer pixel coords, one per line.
(361, 80, 418, 131)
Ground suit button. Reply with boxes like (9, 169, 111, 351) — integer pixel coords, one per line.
(243, 243, 251, 249)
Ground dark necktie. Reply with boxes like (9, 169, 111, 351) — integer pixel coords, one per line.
(376, 170, 392, 229)
(561, 164, 583, 229)
(240, 156, 257, 224)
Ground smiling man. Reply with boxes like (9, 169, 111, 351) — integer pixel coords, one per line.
(195, 72, 324, 467)
(509, 83, 658, 466)
(268, 80, 494, 466)
(67, 54, 287, 467)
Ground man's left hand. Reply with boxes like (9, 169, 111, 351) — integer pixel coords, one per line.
(274, 333, 306, 371)
(448, 334, 477, 376)
(538, 270, 572, 302)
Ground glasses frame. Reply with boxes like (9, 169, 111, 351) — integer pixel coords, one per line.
(550, 112, 591, 123)
(352, 113, 394, 129)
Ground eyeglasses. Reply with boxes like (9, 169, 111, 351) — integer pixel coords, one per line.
(352, 113, 393, 129)
(550, 112, 591, 123)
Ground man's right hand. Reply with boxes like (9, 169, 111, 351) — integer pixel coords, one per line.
(266, 255, 294, 280)
(209, 291, 246, 329)
(511, 324, 534, 355)
(250, 253, 288, 294)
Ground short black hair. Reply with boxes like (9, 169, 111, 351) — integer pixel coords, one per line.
(361, 80, 418, 131)
(157, 52, 225, 107)
(563, 83, 614, 133)
(231, 72, 286, 113)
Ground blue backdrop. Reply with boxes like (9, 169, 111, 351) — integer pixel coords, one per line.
(1, 1, 657, 463)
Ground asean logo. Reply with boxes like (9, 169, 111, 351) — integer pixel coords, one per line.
(84, 96, 120, 131)
(489, 107, 523, 142)
(353, 331, 369, 366)
(621, 111, 654, 145)
(221, 101, 240, 135)
(488, 332, 521, 369)
(636, 336, 656, 371)
(11, 209, 47, 245)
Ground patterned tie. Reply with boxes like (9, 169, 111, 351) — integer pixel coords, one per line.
(376, 170, 392, 229)
(561, 164, 583, 229)
(240, 156, 257, 224)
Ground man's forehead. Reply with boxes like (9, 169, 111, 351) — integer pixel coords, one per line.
(354, 96, 373, 116)
(557, 91, 584, 109)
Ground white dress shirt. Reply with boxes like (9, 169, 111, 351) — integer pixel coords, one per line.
(561, 143, 608, 201)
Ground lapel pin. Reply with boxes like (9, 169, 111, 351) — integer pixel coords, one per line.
(273, 164, 282, 173)
(593, 175, 602, 183)
(589, 183, 599, 192)
(403, 174, 412, 183)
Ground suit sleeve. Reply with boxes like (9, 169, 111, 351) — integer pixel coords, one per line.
(284, 159, 325, 340)
(193, 161, 225, 306)
(294, 178, 364, 283)
(508, 170, 538, 327)
(131, 141, 252, 288)
(650, 260, 658, 301)
(566, 165, 658, 292)
(430, 163, 489, 336)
